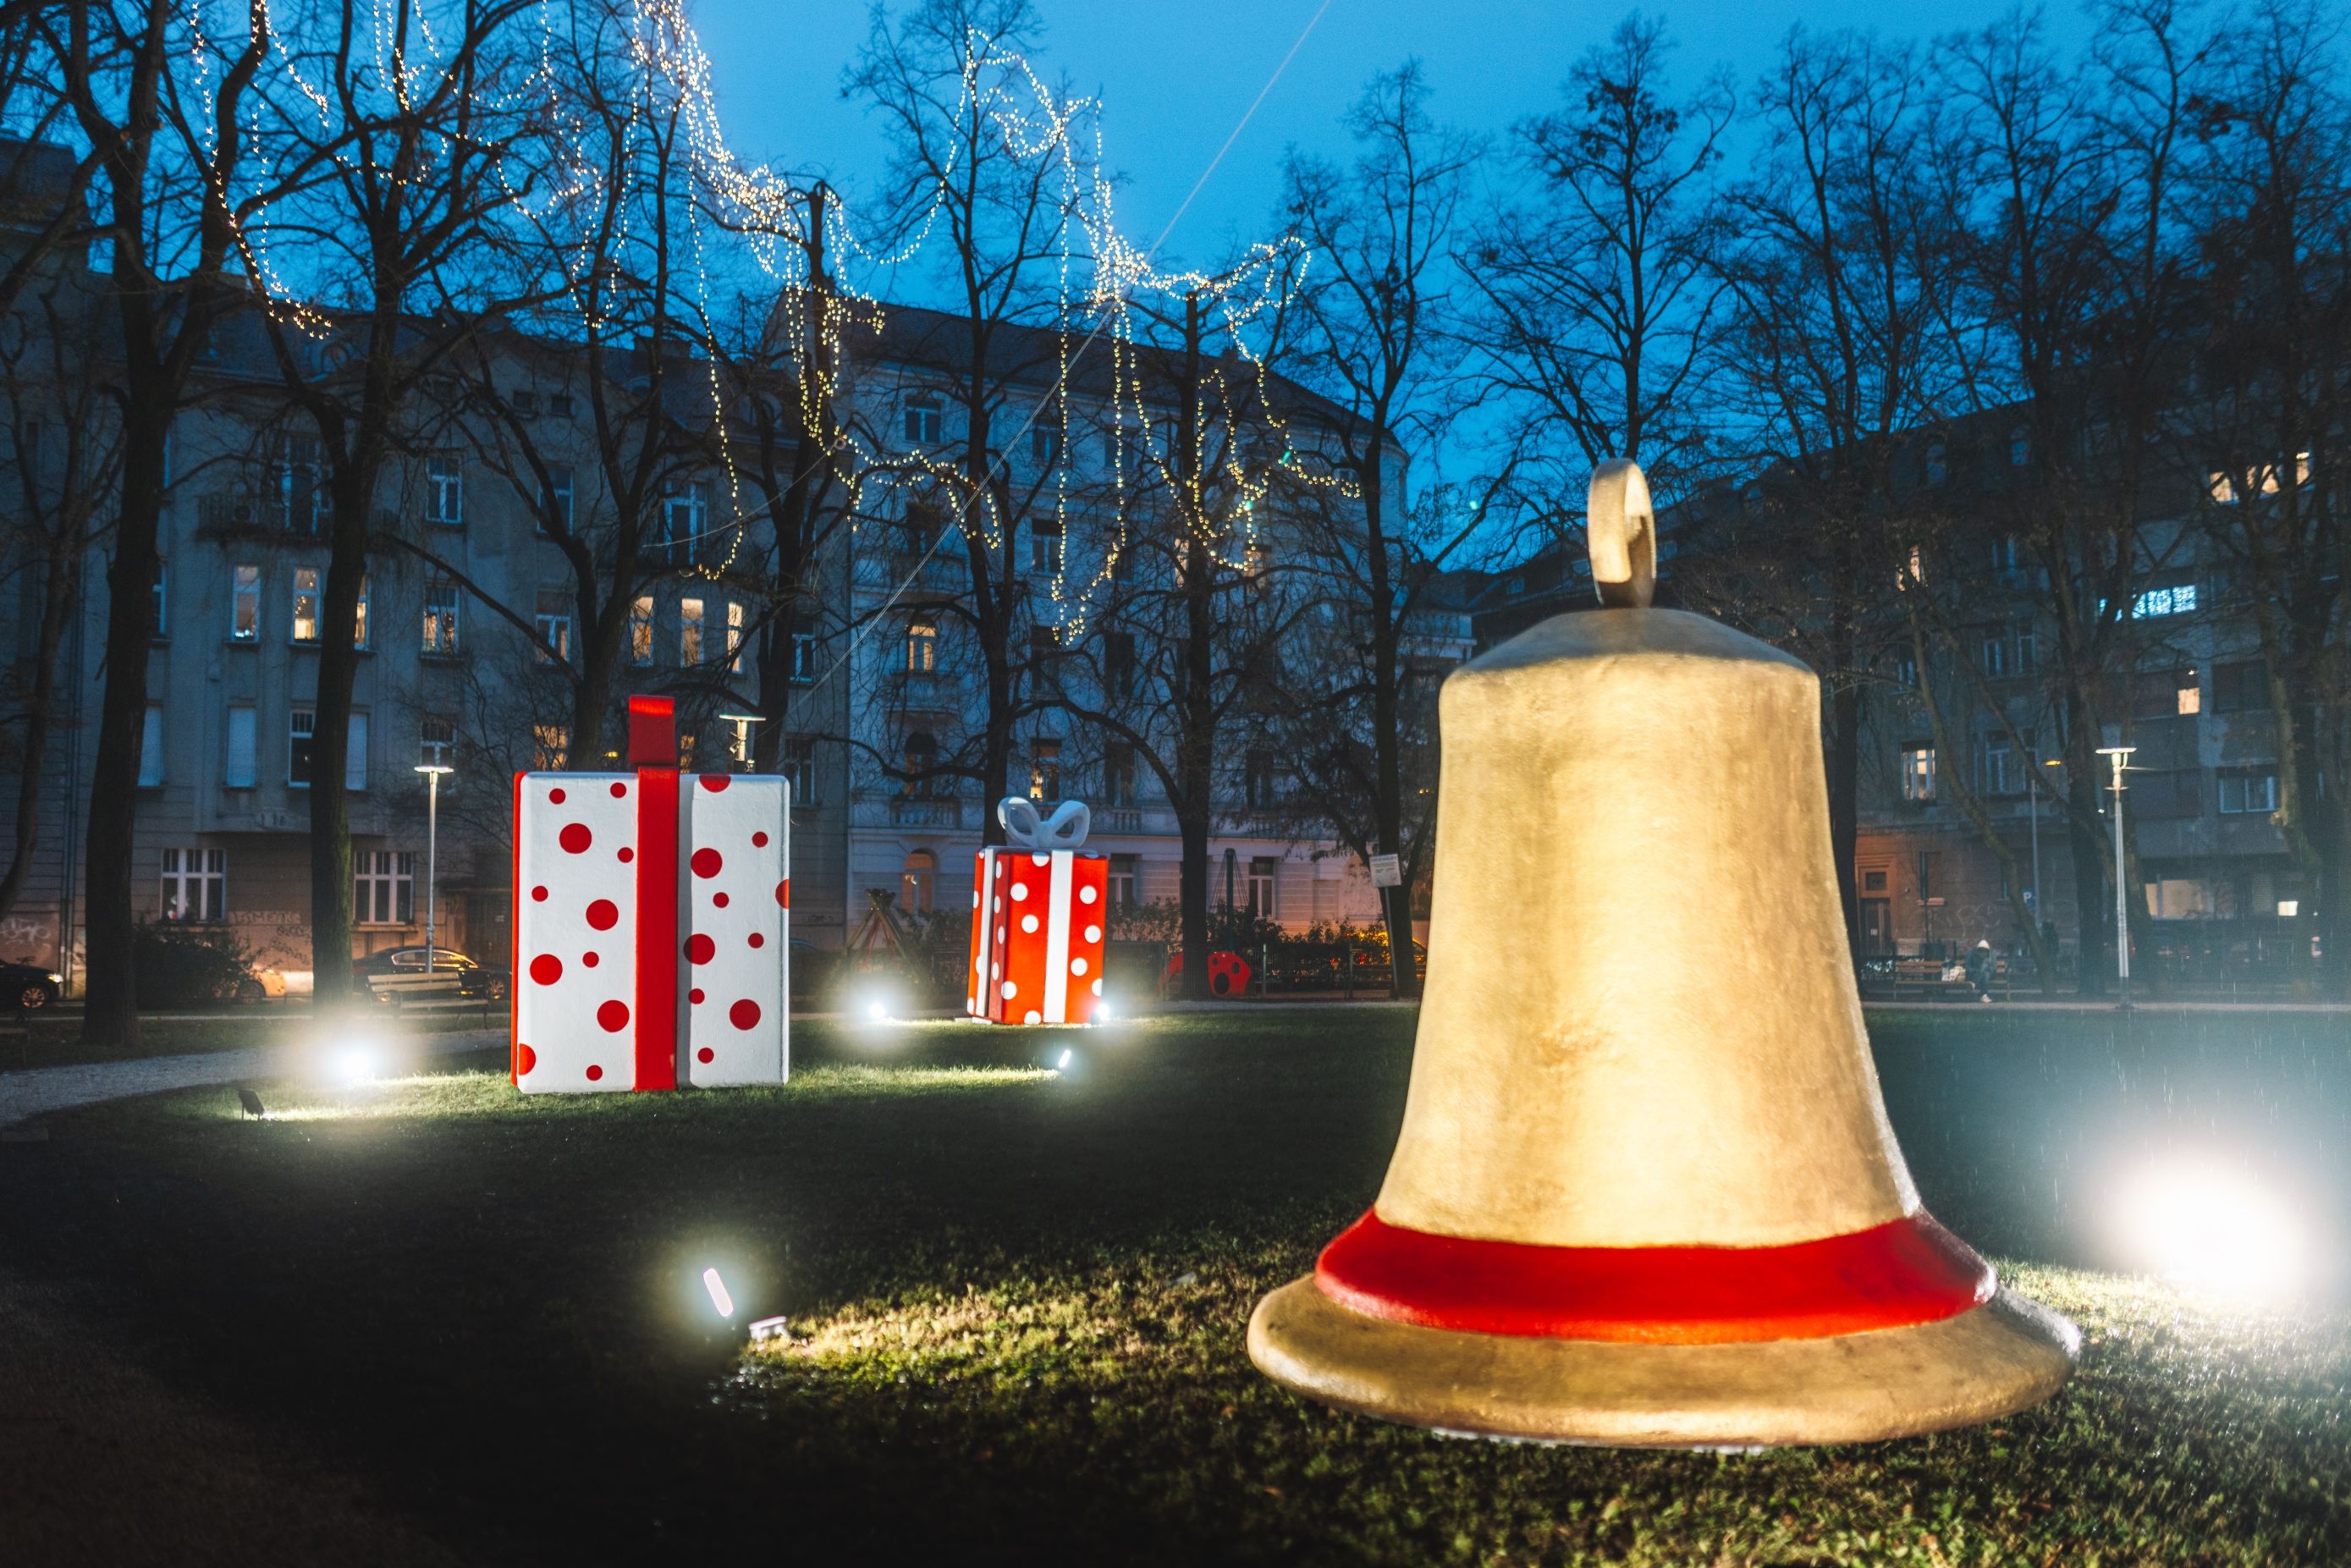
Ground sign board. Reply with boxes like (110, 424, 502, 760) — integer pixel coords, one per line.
(1368, 853, 1402, 889)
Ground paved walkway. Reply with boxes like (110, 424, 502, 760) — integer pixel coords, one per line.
(0, 1029, 502, 1136)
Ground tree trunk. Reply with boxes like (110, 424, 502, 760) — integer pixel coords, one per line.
(1179, 529, 1214, 1002)
(0, 523, 79, 920)
(79, 404, 168, 1049)
(2065, 762, 2109, 998)
(1825, 538, 1860, 959)
(306, 465, 373, 1016)
(1360, 433, 1417, 999)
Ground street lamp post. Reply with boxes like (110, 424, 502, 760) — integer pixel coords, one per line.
(415, 762, 454, 973)
(2095, 745, 2135, 1009)
(718, 711, 766, 773)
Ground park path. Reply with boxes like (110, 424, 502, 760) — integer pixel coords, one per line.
(0, 1028, 503, 1136)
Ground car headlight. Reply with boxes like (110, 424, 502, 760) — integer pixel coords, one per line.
(46, 972, 62, 983)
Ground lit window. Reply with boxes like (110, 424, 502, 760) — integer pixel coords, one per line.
(1248, 856, 1279, 919)
(679, 597, 703, 666)
(289, 707, 316, 786)
(2129, 583, 2197, 619)
(900, 849, 937, 915)
(231, 564, 260, 641)
(1029, 737, 1061, 801)
(2177, 680, 2202, 716)
(532, 723, 568, 771)
(292, 567, 321, 643)
(726, 601, 746, 672)
(354, 850, 416, 925)
(630, 595, 654, 665)
(904, 398, 941, 446)
(225, 704, 256, 787)
(159, 847, 226, 922)
(1900, 745, 1936, 803)
(425, 455, 465, 526)
(353, 574, 370, 649)
(534, 588, 571, 664)
(905, 617, 937, 673)
(422, 578, 461, 656)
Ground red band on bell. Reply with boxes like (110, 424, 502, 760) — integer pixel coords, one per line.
(1316, 1209, 1993, 1344)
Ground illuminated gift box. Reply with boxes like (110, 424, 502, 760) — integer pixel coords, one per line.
(966, 798, 1107, 1025)
(512, 696, 789, 1092)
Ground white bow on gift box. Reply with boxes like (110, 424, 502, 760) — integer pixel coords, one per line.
(966, 796, 1109, 1026)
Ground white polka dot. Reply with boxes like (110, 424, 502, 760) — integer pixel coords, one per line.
(1021, 913, 1039, 933)
(972, 955, 981, 972)
(1083, 924, 1101, 944)
(1000, 980, 1018, 999)
(1010, 882, 1030, 901)
(972, 889, 981, 908)
(1090, 977, 1103, 995)
(997, 927, 1006, 943)
(1071, 957, 1087, 976)
(993, 895, 1002, 911)
(1077, 884, 1098, 905)
(1024, 1010, 1041, 1024)
(992, 961, 1001, 978)
(1032, 853, 1049, 867)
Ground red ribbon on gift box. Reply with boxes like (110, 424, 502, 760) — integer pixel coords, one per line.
(627, 696, 680, 1092)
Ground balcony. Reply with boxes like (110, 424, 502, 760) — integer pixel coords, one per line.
(1098, 807, 1143, 834)
(889, 796, 966, 828)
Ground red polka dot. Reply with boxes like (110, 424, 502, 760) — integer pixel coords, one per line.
(691, 847, 724, 878)
(531, 885, 548, 902)
(686, 933, 716, 964)
(529, 954, 563, 986)
(748, 932, 765, 949)
(597, 999, 630, 1032)
(689, 987, 705, 1004)
(700, 773, 731, 792)
(586, 899, 619, 931)
(775, 879, 790, 907)
(517, 1043, 537, 1075)
(582, 950, 599, 967)
(618, 846, 634, 863)
(752, 831, 769, 848)
(730, 999, 762, 1031)
(713, 892, 730, 909)
(609, 781, 627, 797)
(585, 1064, 603, 1081)
(548, 788, 566, 804)
(559, 823, 592, 854)
(696, 1047, 714, 1063)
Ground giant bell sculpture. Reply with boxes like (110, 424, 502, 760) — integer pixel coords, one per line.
(1247, 460, 2077, 1446)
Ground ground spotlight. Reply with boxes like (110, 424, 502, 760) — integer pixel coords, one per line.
(2112, 1154, 2311, 1303)
(865, 999, 888, 1021)
(236, 1087, 267, 1120)
(702, 1266, 736, 1318)
(329, 1041, 381, 1087)
(748, 1315, 790, 1344)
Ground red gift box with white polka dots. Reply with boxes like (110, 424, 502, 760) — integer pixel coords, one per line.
(966, 847, 1109, 1025)
(510, 701, 790, 1092)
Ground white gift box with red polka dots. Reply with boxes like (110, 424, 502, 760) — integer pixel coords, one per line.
(966, 847, 1108, 1025)
(512, 768, 789, 1093)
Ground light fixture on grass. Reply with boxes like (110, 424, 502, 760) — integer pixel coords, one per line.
(702, 1267, 736, 1318)
(749, 1315, 790, 1344)
(2114, 1155, 2310, 1302)
(237, 1088, 267, 1120)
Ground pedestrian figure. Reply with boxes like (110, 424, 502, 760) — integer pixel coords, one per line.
(1965, 938, 1996, 1003)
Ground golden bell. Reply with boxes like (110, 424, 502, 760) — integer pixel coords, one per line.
(1247, 460, 2077, 1447)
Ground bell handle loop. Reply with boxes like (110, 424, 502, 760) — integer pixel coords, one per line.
(1588, 459, 1657, 610)
(997, 795, 1090, 851)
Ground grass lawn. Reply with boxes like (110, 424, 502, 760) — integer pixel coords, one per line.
(2, 1007, 2348, 1564)
(1, 1003, 507, 1072)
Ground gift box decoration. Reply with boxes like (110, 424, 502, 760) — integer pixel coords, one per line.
(966, 796, 1108, 1026)
(512, 696, 789, 1092)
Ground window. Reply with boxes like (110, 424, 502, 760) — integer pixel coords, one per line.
(1862, 867, 1889, 893)
(1245, 749, 1279, 810)
(425, 455, 465, 526)
(630, 595, 654, 665)
(679, 597, 703, 666)
(534, 588, 571, 664)
(355, 850, 415, 926)
(1979, 630, 2007, 679)
(139, 705, 164, 787)
(151, 558, 168, 640)
(353, 574, 370, 649)
(2178, 677, 2203, 716)
(422, 578, 461, 656)
(2217, 768, 2280, 816)
(902, 501, 942, 553)
(510, 388, 537, 417)
(903, 396, 941, 446)
(905, 617, 937, 673)
(2212, 661, 2268, 713)
(289, 707, 316, 786)
(549, 392, 575, 418)
(546, 464, 575, 533)
(1900, 745, 1936, 803)
(2129, 582, 2197, 619)
(1030, 520, 1062, 575)
(421, 714, 454, 767)
(791, 630, 817, 683)
(532, 723, 568, 772)
(1976, 734, 2015, 795)
(900, 849, 937, 915)
(2134, 769, 2203, 822)
(727, 601, 746, 672)
(292, 567, 321, 643)
(659, 477, 708, 564)
(1028, 625, 1060, 690)
(231, 564, 260, 641)
(1894, 655, 1918, 688)
(1108, 853, 1139, 913)
(271, 434, 328, 535)
(1028, 737, 1061, 801)
(901, 731, 938, 795)
(1106, 630, 1136, 699)
(2008, 425, 2029, 468)
(2014, 621, 2039, 674)
(1924, 439, 1947, 487)
(1915, 850, 1940, 902)
(1247, 856, 1279, 918)
(1989, 536, 2020, 575)
(225, 705, 256, 787)
(1104, 741, 1137, 807)
(2207, 468, 2238, 504)
(160, 847, 226, 922)
(1030, 424, 1058, 470)
(782, 734, 818, 805)
(346, 710, 368, 791)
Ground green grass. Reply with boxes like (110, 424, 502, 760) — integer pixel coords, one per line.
(2, 1004, 507, 1072)
(3, 1009, 2348, 1564)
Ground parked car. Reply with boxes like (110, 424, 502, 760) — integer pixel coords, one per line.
(4, 961, 63, 1011)
(354, 947, 510, 1007)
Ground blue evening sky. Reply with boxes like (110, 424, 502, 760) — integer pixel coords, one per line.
(690, 0, 2100, 277)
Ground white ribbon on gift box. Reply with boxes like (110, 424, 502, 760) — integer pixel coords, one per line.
(974, 796, 1090, 1022)
(998, 795, 1089, 850)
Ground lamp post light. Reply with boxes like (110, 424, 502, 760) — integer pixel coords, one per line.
(415, 762, 454, 977)
(2095, 745, 2136, 1009)
(718, 711, 765, 773)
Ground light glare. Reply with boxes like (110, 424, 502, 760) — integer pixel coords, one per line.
(2113, 1156, 2310, 1302)
(702, 1267, 736, 1318)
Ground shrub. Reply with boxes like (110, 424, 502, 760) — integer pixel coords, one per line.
(131, 922, 260, 1008)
